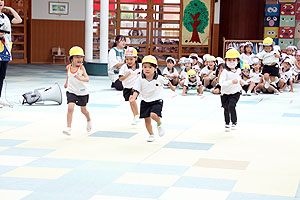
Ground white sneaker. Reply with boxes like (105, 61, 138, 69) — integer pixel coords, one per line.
(242, 90, 246, 96)
(225, 125, 230, 132)
(147, 134, 155, 142)
(231, 123, 237, 130)
(157, 123, 165, 137)
(0, 98, 12, 107)
(246, 90, 251, 96)
(131, 115, 140, 125)
(264, 81, 270, 89)
(203, 87, 209, 92)
(274, 89, 279, 95)
(63, 127, 71, 136)
(87, 121, 92, 132)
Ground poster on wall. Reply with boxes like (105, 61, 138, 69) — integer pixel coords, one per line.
(181, 0, 211, 46)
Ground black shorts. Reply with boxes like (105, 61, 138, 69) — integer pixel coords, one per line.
(214, 84, 221, 90)
(242, 85, 250, 92)
(170, 79, 178, 86)
(123, 88, 134, 101)
(66, 91, 89, 106)
(140, 99, 163, 118)
(220, 92, 241, 108)
(262, 65, 279, 77)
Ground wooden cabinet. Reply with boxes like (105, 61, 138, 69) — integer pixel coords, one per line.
(5, 0, 28, 63)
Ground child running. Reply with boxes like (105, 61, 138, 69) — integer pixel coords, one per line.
(219, 49, 242, 132)
(63, 46, 91, 135)
(129, 55, 175, 142)
(119, 47, 142, 125)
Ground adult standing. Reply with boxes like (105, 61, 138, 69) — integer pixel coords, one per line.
(108, 35, 126, 91)
(0, 1, 22, 106)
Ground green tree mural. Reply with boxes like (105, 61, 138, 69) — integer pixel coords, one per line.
(183, 0, 209, 43)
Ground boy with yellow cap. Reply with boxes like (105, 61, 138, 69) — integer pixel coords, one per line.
(63, 46, 91, 135)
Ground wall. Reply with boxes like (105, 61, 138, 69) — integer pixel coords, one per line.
(218, 0, 265, 56)
(30, 0, 85, 63)
(32, 0, 85, 20)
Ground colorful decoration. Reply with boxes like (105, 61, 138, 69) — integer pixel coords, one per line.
(265, 16, 279, 27)
(266, 4, 280, 16)
(280, 3, 296, 15)
(279, 0, 296, 2)
(182, 0, 211, 46)
(279, 15, 296, 27)
(264, 27, 279, 38)
(278, 39, 294, 49)
(279, 27, 295, 38)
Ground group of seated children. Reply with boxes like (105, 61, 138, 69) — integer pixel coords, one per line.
(161, 37, 299, 96)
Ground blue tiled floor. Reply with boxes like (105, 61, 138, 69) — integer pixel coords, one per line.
(89, 131, 137, 139)
(129, 163, 189, 175)
(226, 192, 298, 200)
(0, 121, 31, 126)
(0, 147, 54, 157)
(98, 183, 168, 199)
(88, 103, 120, 108)
(282, 113, 300, 118)
(26, 158, 87, 168)
(173, 176, 236, 191)
(0, 166, 17, 175)
(0, 177, 50, 190)
(163, 141, 214, 150)
(0, 139, 26, 147)
(238, 101, 259, 105)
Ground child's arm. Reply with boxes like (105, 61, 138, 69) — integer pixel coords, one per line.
(182, 86, 187, 96)
(289, 80, 294, 92)
(4, 6, 22, 24)
(168, 81, 175, 91)
(119, 72, 131, 81)
(64, 76, 68, 88)
(75, 66, 89, 82)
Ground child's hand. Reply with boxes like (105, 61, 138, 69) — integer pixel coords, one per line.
(64, 83, 67, 88)
(125, 71, 131, 77)
(232, 79, 238, 84)
(74, 75, 82, 81)
(289, 89, 294, 93)
(182, 93, 187, 96)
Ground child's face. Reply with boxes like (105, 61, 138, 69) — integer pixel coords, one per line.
(253, 64, 260, 70)
(117, 38, 126, 48)
(242, 69, 250, 76)
(245, 46, 252, 53)
(185, 62, 192, 70)
(264, 46, 272, 52)
(142, 63, 156, 76)
(189, 76, 197, 82)
(72, 55, 84, 66)
(240, 46, 244, 52)
(125, 56, 137, 67)
(192, 59, 198, 65)
(287, 49, 293, 55)
(283, 62, 291, 70)
(296, 55, 300, 60)
(167, 61, 175, 69)
(207, 61, 215, 68)
(0, 0, 4, 10)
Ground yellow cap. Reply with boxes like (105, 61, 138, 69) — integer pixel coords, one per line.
(241, 63, 251, 70)
(142, 55, 158, 65)
(125, 47, 138, 57)
(263, 37, 273, 46)
(187, 69, 197, 78)
(69, 46, 85, 57)
(225, 48, 240, 59)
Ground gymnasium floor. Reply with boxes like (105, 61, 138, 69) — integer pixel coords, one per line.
(1, 64, 300, 200)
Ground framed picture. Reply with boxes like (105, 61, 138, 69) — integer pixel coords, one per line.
(49, 2, 69, 15)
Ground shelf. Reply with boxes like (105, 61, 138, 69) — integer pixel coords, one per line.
(12, 33, 24, 36)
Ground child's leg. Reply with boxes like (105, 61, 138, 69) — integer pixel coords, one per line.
(144, 117, 153, 135)
(150, 112, 161, 125)
(67, 103, 75, 128)
(197, 86, 203, 95)
(248, 81, 255, 93)
(80, 106, 91, 122)
(224, 106, 230, 125)
(228, 100, 237, 125)
(130, 101, 139, 116)
(203, 77, 210, 88)
(179, 79, 185, 87)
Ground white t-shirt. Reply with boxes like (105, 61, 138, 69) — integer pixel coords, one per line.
(133, 74, 169, 102)
(200, 66, 216, 80)
(162, 67, 179, 80)
(280, 69, 293, 83)
(180, 70, 188, 80)
(119, 63, 142, 89)
(108, 47, 125, 82)
(256, 50, 279, 66)
(219, 68, 242, 95)
(66, 64, 88, 96)
(250, 70, 262, 83)
(184, 76, 202, 88)
(240, 53, 256, 65)
(241, 77, 252, 85)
